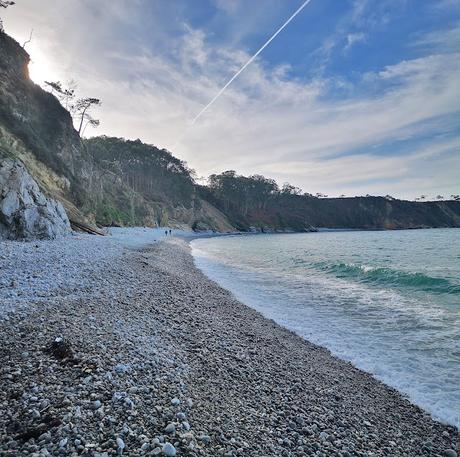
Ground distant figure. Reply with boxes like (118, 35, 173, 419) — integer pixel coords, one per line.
(165, 230, 168, 236)
(169, 229, 172, 235)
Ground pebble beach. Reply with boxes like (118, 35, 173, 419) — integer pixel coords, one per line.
(0, 231, 459, 457)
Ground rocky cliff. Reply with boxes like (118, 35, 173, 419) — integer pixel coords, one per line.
(242, 194, 460, 231)
(0, 159, 71, 240)
(255, 195, 460, 231)
(0, 32, 88, 195)
(0, 31, 234, 233)
(201, 172, 460, 232)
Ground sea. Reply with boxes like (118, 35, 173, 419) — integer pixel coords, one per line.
(191, 228, 460, 428)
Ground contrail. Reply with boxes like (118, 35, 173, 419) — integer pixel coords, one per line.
(190, 0, 314, 125)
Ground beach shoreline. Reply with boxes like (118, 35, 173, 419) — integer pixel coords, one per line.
(0, 235, 458, 456)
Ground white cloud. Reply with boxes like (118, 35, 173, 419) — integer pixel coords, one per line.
(258, 138, 460, 197)
(311, 0, 394, 65)
(344, 32, 366, 51)
(212, 0, 240, 15)
(431, 0, 460, 12)
(3, 0, 460, 200)
(413, 21, 460, 53)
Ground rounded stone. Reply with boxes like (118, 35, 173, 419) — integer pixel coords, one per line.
(116, 437, 125, 450)
(162, 442, 176, 456)
(444, 450, 457, 457)
(199, 435, 211, 445)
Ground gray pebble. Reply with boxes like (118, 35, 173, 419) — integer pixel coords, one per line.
(182, 421, 191, 431)
(59, 438, 68, 448)
(199, 435, 211, 445)
(162, 442, 176, 456)
(444, 450, 457, 457)
(116, 437, 125, 450)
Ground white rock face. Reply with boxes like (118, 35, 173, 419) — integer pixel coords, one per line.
(0, 159, 71, 240)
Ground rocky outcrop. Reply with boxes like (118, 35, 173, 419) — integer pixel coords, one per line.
(0, 159, 71, 240)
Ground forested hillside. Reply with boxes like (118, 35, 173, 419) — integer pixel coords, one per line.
(83, 137, 233, 229)
(85, 137, 195, 215)
(201, 171, 460, 231)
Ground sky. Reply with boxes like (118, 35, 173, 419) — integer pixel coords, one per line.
(2, 0, 460, 200)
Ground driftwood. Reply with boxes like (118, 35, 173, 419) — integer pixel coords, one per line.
(70, 219, 106, 236)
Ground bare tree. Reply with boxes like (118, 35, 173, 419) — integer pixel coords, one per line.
(81, 118, 100, 136)
(22, 28, 33, 49)
(45, 80, 77, 110)
(0, 1, 15, 32)
(44, 80, 63, 95)
(43, 81, 100, 134)
(73, 97, 101, 135)
(64, 79, 77, 109)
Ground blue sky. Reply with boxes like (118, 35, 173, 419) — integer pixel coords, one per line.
(3, 0, 460, 199)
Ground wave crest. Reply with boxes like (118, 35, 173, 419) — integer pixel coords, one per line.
(312, 262, 459, 294)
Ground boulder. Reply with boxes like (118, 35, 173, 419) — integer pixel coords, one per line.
(0, 159, 71, 240)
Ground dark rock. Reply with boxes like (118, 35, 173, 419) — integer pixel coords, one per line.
(46, 338, 74, 361)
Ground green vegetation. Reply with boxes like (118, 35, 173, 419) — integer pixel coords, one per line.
(85, 136, 196, 208)
(200, 170, 314, 230)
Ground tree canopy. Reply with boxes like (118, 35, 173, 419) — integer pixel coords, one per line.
(85, 136, 196, 208)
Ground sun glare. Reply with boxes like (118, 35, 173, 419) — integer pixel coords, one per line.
(26, 44, 57, 85)
(28, 59, 48, 84)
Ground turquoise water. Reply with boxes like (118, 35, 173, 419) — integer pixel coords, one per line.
(191, 229, 460, 427)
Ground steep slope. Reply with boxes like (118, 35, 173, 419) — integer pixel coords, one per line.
(0, 31, 91, 224)
(0, 32, 234, 231)
(203, 172, 460, 231)
(305, 197, 460, 229)
(83, 136, 234, 230)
